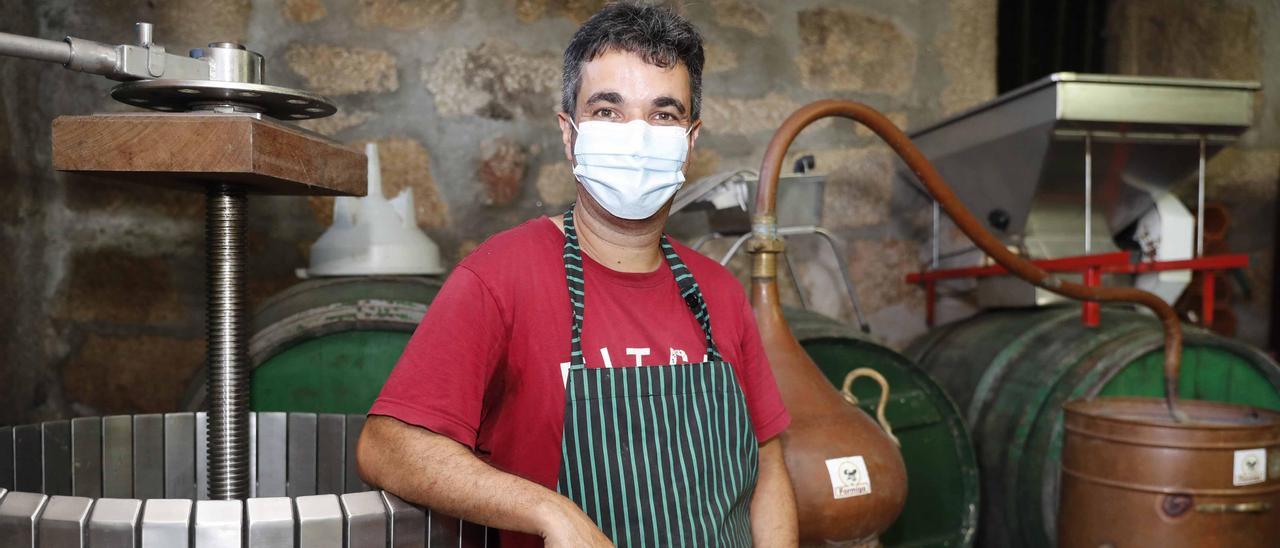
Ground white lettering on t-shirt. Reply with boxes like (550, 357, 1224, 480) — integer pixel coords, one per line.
(669, 348, 689, 365)
(599, 347, 614, 368)
(626, 347, 650, 367)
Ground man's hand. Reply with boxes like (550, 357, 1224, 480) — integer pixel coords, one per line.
(538, 497, 615, 548)
(750, 437, 799, 546)
(357, 415, 610, 542)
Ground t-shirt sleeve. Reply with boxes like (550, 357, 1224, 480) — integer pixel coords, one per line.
(734, 293, 791, 443)
(368, 266, 507, 449)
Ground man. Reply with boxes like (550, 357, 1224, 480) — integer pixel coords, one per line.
(357, 3, 798, 546)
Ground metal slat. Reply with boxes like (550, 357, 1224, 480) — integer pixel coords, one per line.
(286, 413, 317, 497)
(428, 513, 462, 547)
(14, 424, 43, 492)
(380, 491, 426, 548)
(37, 495, 93, 548)
(70, 418, 102, 498)
(41, 421, 73, 497)
(102, 416, 133, 498)
(249, 413, 258, 498)
(316, 415, 345, 496)
(341, 491, 387, 548)
(343, 415, 368, 494)
(163, 413, 196, 499)
(140, 499, 192, 548)
(246, 497, 295, 548)
(87, 498, 143, 548)
(0, 427, 13, 490)
(196, 412, 208, 500)
(257, 413, 287, 498)
(194, 500, 242, 548)
(295, 494, 342, 548)
(132, 414, 164, 499)
(0, 491, 49, 547)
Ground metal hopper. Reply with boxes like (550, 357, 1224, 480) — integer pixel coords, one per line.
(909, 73, 1260, 310)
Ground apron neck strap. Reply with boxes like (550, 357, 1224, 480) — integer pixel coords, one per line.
(563, 205, 721, 369)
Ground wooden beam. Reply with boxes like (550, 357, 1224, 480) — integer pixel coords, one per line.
(52, 113, 365, 196)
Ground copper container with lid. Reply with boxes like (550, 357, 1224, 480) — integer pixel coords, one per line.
(1059, 397, 1280, 547)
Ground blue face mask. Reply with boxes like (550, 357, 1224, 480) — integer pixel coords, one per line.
(570, 119, 692, 220)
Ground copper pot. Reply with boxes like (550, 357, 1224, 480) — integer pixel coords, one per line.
(1059, 397, 1280, 547)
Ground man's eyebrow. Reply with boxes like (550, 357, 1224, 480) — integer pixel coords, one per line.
(652, 96, 686, 115)
(585, 91, 624, 106)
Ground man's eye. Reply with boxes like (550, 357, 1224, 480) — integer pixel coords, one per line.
(593, 108, 619, 119)
(654, 112, 674, 121)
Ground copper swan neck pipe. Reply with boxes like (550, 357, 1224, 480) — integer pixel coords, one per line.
(749, 99, 1185, 421)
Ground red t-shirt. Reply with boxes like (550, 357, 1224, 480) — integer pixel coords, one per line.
(369, 217, 790, 545)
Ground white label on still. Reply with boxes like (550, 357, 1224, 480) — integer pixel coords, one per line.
(825, 455, 872, 499)
(1233, 448, 1267, 486)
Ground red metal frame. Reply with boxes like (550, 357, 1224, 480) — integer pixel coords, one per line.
(905, 252, 1249, 327)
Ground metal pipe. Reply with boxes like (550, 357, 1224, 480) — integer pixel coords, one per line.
(206, 184, 250, 499)
(1197, 136, 1206, 258)
(931, 200, 940, 269)
(0, 32, 71, 65)
(1084, 133, 1093, 254)
(720, 233, 754, 266)
(812, 227, 870, 334)
(751, 100, 1186, 421)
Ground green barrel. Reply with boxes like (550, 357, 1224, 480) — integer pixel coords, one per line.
(907, 306, 1280, 548)
(785, 307, 979, 548)
(183, 276, 442, 413)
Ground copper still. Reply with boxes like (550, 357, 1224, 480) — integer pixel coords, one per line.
(749, 100, 1188, 544)
(1059, 398, 1280, 547)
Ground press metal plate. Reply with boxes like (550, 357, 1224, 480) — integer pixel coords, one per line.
(111, 79, 337, 120)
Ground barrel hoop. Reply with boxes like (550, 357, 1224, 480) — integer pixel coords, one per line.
(1061, 466, 1280, 497)
(1062, 424, 1280, 448)
(966, 308, 1080, 426)
(250, 299, 429, 364)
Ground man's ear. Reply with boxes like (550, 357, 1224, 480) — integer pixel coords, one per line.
(557, 112, 576, 164)
(688, 119, 703, 149)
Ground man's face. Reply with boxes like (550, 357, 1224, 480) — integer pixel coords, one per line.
(558, 49, 701, 171)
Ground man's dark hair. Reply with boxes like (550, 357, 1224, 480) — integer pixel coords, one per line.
(561, 2, 705, 121)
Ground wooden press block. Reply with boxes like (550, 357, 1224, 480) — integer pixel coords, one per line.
(51, 113, 365, 196)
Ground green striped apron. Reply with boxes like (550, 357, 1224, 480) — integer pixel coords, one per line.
(557, 207, 759, 547)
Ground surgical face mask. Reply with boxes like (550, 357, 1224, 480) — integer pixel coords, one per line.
(570, 119, 692, 220)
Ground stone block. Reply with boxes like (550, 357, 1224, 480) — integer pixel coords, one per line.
(703, 43, 739, 74)
(54, 248, 184, 324)
(782, 147, 895, 229)
(283, 0, 328, 23)
(848, 238, 924, 316)
(796, 7, 916, 94)
(936, 0, 997, 115)
(535, 162, 577, 206)
(62, 333, 203, 414)
(686, 147, 722, 183)
(711, 0, 770, 36)
(515, 0, 606, 23)
(424, 41, 560, 120)
(153, 0, 252, 52)
(286, 44, 399, 96)
(701, 93, 802, 135)
(478, 137, 529, 207)
(357, 0, 460, 30)
(1106, 0, 1261, 81)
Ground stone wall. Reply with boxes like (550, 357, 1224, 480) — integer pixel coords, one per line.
(1, 0, 997, 424)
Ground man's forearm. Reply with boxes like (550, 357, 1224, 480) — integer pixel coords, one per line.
(356, 415, 573, 536)
(750, 437, 799, 546)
